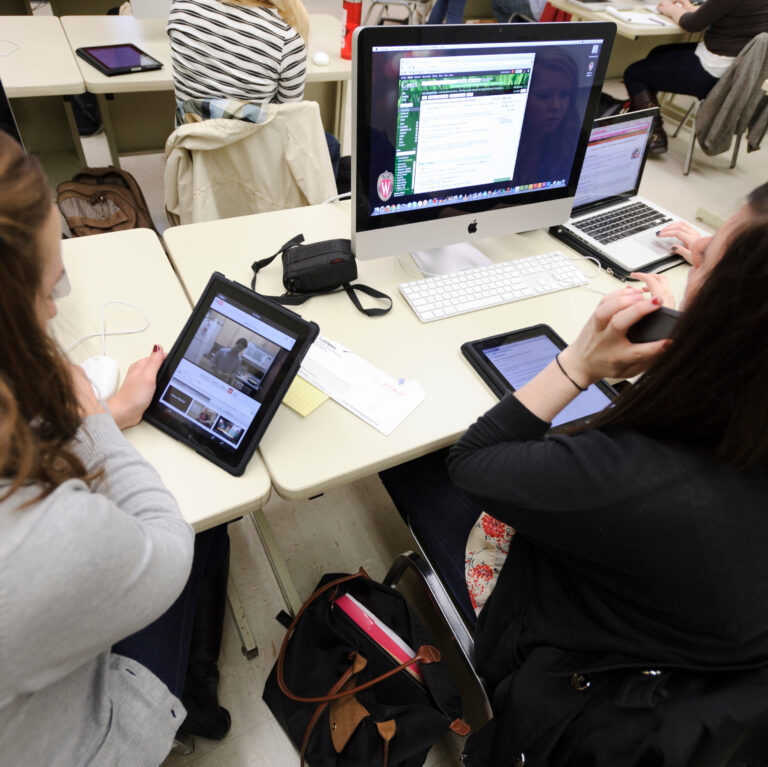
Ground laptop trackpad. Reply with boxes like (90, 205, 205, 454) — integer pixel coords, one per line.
(610, 231, 672, 272)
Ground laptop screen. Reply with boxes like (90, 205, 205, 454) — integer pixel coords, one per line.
(572, 111, 654, 209)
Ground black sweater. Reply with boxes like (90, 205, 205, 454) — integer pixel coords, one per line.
(447, 395, 768, 693)
(680, 0, 768, 57)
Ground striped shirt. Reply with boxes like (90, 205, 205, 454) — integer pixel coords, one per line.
(167, 0, 306, 104)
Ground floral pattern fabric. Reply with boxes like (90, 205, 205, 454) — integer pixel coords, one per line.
(464, 512, 515, 614)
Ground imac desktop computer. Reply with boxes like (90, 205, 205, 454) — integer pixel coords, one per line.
(351, 22, 616, 277)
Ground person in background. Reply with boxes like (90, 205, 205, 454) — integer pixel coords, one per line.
(168, 0, 309, 105)
(167, 0, 342, 178)
(426, 0, 467, 24)
(490, 0, 545, 22)
(381, 183, 768, 763)
(0, 131, 230, 765)
(623, 0, 768, 154)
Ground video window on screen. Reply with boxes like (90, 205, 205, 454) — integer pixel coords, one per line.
(366, 40, 602, 218)
(157, 294, 296, 448)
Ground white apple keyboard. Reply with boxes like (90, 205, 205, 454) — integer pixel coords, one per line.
(399, 251, 588, 323)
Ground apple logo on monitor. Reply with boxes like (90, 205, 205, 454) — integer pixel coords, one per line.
(468, 220, 478, 235)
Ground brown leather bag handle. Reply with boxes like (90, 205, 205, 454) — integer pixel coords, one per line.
(276, 568, 442, 704)
(299, 652, 368, 767)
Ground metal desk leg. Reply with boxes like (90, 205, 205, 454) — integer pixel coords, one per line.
(97, 93, 121, 168)
(335, 80, 349, 150)
(226, 575, 259, 660)
(249, 507, 302, 616)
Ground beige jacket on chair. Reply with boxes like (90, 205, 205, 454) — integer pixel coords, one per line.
(164, 101, 337, 225)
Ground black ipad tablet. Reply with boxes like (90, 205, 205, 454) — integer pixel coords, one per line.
(76, 44, 163, 76)
(461, 324, 617, 428)
(144, 273, 319, 476)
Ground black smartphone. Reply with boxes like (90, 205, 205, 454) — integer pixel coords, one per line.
(627, 306, 681, 343)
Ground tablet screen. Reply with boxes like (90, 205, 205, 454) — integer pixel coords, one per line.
(82, 44, 159, 70)
(145, 275, 318, 475)
(480, 333, 612, 427)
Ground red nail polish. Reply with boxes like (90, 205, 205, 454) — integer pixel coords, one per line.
(652, 297, 662, 305)
(153, 344, 160, 353)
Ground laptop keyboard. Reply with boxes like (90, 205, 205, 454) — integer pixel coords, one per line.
(573, 201, 672, 245)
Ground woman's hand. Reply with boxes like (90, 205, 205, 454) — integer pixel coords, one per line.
(70, 363, 107, 419)
(656, 0, 693, 22)
(107, 345, 165, 430)
(656, 221, 703, 263)
(559, 287, 670, 384)
(630, 271, 675, 308)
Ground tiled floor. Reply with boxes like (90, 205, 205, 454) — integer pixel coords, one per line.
(69, 9, 768, 764)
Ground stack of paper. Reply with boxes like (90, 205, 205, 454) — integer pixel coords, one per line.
(298, 336, 425, 435)
(604, 7, 676, 25)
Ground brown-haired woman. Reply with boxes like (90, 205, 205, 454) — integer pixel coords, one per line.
(382, 184, 768, 764)
(0, 131, 228, 765)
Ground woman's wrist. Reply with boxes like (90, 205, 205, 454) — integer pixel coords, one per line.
(557, 346, 596, 390)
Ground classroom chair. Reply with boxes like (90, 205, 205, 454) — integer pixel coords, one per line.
(362, 0, 431, 26)
(49, 0, 116, 13)
(378, 452, 493, 718)
(0, 0, 32, 14)
(671, 32, 768, 175)
(164, 100, 337, 226)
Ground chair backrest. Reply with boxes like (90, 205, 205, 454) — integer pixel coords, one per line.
(164, 100, 337, 226)
(696, 32, 768, 156)
(0, 0, 31, 14)
(49, 0, 116, 13)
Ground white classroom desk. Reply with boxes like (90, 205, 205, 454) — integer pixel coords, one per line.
(0, 16, 85, 186)
(548, 3, 694, 78)
(61, 13, 350, 166)
(51, 228, 272, 532)
(164, 201, 691, 503)
(52, 227, 279, 642)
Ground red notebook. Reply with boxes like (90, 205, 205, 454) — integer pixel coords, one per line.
(335, 593, 425, 685)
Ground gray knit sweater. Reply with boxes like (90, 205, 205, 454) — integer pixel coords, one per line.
(0, 414, 195, 766)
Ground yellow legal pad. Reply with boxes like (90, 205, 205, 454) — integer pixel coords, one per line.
(283, 376, 329, 417)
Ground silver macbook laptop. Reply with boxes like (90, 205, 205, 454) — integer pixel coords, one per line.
(551, 109, 695, 277)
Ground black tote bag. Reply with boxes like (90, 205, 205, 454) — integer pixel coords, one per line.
(263, 570, 470, 766)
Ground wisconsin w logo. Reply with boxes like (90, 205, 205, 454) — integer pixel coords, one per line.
(377, 171, 394, 202)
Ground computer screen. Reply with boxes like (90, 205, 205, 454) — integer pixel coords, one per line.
(572, 110, 655, 209)
(352, 22, 616, 271)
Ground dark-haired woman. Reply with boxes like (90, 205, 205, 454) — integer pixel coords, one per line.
(0, 131, 228, 764)
(623, 0, 768, 154)
(381, 184, 768, 764)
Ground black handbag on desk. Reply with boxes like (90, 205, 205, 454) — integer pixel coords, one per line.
(263, 569, 470, 767)
(251, 235, 393, 317)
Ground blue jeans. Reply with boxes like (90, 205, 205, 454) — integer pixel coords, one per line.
(113, 525, 229, 698)
(491, 0, 534, 21)
(427, 0, 467, 24)
(325, 132, 340, 179)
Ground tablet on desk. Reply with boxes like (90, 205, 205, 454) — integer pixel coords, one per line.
(76, 44, 163, 76)
(461, 324, 617, 429)
(144, 273, 319, 476)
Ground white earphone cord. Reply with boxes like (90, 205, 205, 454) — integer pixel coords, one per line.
(63, 300, 150, 355)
